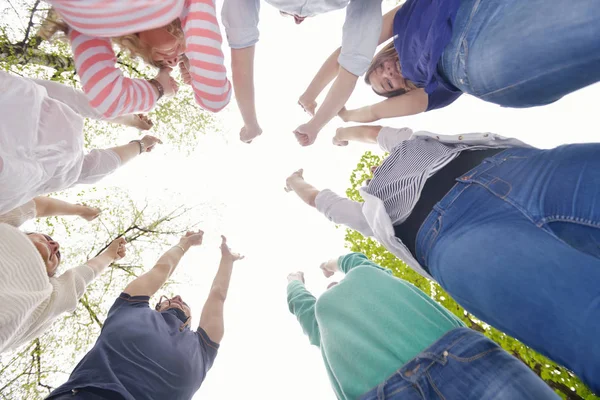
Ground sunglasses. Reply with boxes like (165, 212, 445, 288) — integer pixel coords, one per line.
(154, 295, 188, 311)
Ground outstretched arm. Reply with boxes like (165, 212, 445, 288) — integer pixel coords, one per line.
(286, 272, 321, 347)
(332, 125, 383, 146)
(339, 89, 428, 123)
(232, 47, 263, 143)
(124, 231, 204, 297)
(199, 236, 244, 344)
(33, 196, 101, 221)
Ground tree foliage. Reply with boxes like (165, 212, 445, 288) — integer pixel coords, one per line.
(344, 151, 599, 400)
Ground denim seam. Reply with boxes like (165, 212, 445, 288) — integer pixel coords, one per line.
(450, 0, 482, 87)
(385, 383, 416, 398)
(539, 215, 600, 229)
(426, 370, 446, 400)
(447, 347, 504, 362)
(482, 177, 512, 199)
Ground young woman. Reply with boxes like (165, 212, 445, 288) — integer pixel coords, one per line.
(43, 0, 231, 118)
(287, 253, 559, 399)
(301, 0, 600, 125)
(0, 207, 127, 354)
(284, 124, 600, 393)
(0, 72, 162, 215)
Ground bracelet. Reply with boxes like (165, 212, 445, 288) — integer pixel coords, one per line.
(129, 140, 144, 154)
(173, 244, 186, 254)
(148, 78, 164, 100)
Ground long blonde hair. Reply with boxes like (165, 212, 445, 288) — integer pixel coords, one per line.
(364, 41, 417, 98)
(39, 8, 183, 68)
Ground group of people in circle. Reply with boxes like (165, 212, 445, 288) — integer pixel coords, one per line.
(0, 0, 599, 399)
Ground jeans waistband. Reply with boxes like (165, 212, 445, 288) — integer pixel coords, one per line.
(360, 327, 480, 400)
(415, 148, 511, 265)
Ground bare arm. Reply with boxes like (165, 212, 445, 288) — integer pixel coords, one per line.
(85, 238, 127, 276)
(33, 196, 101, 221)
(231, 47, 262, 142)
(340, 89, 429, 123)
(107, 135, 162, 165)
(333, 125, 383, 146)
(298, 48, 342, 115)
(124, 231, 204, 297)
(284, 169, 320, 208)
(199, 236, 243, 344)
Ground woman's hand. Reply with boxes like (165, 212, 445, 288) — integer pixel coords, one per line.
(293, 122, 320, 147)
(319, 259, 338, 278)
(180, 230, 204, 248)
(298, 95, 317, 117)
(240, 124, 263, 144)
(154, 67, 179, 98)
(220, 235, 244, 262)
(332, 128, 349, 146)
(287, 271, 305, 284)
(132, 114, 154, 131)
(284, 168, 304, 192)
(104, 237, 127, 262)
(77, 204, 102, 221)
(139, 135, 163, 153)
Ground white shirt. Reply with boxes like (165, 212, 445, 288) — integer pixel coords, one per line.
(315, 127, 531, 279)
(0, 72, 121, 215)
(222, 0, 382, 76)
(0, 207, 96, 353)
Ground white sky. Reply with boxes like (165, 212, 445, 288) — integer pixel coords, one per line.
(66, 1, 600, 398)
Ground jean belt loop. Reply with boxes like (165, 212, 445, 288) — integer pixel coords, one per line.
(377, 381, 386, 400)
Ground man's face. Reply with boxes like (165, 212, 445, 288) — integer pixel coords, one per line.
(28, 233, 61, 276)
(155, 295, 192, 319)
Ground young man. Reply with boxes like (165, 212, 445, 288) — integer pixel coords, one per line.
(46, 232, 244, 400)
(221, 0, 383, 144)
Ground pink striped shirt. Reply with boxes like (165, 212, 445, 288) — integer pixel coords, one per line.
(49, 0, 231, 117)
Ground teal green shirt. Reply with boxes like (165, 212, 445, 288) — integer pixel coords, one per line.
(287, 253, 465, 400)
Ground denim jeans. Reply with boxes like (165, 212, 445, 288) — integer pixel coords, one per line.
(438, 0, 600, 107)
(415, 145, 600, 393)
(360, 328, 558, 400)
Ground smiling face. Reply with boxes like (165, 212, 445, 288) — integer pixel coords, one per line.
(138, 26, 185, 67)
(368, 58, 409, 96)
(28, 233, 61, 277)
(155, 295, 192, 319)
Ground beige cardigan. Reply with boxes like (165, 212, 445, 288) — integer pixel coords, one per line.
(0, 202, 96, 353)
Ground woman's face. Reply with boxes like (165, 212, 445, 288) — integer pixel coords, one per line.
(368, 58, 407, 95)
(138, 27, 185, 67)
(28, 233, 61, 277)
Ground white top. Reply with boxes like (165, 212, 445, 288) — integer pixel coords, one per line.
(315, 126, 531, 279)
(0, 72, 121, 215)
(222, 0, 382, 76)
(0, 210, 96, 353)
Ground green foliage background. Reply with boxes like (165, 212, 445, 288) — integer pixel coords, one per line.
(344, 151, 599, 400)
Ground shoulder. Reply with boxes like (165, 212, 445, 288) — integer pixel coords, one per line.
(107, 292, 151, 316)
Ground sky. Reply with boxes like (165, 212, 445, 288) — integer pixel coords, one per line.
(30, 1, 600, 398)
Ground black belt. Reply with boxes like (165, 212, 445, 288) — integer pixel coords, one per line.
(394, 147, 506, 258)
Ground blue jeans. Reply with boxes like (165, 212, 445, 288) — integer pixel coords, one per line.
(360, 328, 558, 400)
(439, 0, 600, 107)
(416, 145, 600, 393)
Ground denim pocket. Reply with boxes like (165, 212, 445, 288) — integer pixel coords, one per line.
(445, 336, 503, 363)
(418, 215, 443, 266)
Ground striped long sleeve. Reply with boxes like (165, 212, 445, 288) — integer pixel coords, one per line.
(52, 0, 231, 117)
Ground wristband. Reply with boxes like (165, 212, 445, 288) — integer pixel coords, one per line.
(148, 78, 164, 100)
(173, 244, 186, 254)
(129, 140, 144, 154)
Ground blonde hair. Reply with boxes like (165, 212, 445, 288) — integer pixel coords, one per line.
(39, 8, 183, 68)
(364, 41, 418, 98)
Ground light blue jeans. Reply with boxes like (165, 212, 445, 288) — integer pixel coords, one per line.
(416, 145, 600, 393)
(360, 328, 559, 400)
(439, 0, 600, 107)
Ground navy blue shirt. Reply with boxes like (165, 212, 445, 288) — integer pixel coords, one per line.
(48, 293, 219, 400)
(393, 0, 463, 111)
